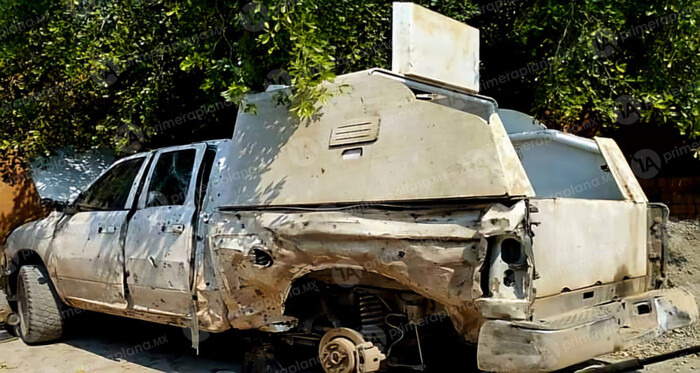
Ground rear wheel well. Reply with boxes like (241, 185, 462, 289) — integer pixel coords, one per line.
(282, 269, 416, 325)
(7, 250, 46, 299)
(281, 270, 473, 371)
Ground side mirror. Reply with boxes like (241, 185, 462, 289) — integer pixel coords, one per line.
(40, 198, 68, 212)
(64, 204, 79, 215)
(64, 190, 85, 215)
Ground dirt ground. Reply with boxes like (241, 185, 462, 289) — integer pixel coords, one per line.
(0, 312, 245, 373)
(0, 220, 698, 373)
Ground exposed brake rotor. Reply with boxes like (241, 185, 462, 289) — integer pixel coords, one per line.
(319, 327, 386, 373)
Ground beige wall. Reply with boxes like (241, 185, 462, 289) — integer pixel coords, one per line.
(0, 154, 46, 246)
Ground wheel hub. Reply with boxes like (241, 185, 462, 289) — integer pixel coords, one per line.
(321, 337, 356, 373)
(318, 327, 386, 373)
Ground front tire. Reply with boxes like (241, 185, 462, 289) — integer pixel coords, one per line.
(16, 265, 63, 344)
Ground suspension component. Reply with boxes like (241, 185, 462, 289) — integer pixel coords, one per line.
(357, 292, 387, 350)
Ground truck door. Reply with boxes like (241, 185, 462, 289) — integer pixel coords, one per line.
(52, 154, 151, 309)
(123, 144, 207, 316)
(529, 138, 650, 297)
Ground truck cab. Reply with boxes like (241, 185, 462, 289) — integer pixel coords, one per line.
(2, 140, 225, 332)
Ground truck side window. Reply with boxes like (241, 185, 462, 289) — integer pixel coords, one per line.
(77, 157, 145, 210)
(146, 149, 196, 207)
(196, 150, 217, 208)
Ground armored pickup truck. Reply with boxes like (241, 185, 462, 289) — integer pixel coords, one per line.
(2, 69, 697, 372)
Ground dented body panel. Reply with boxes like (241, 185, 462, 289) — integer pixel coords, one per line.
(206, 201, 529, 340)
(1, 70, 697, 372)
(124, 143, 208, 317)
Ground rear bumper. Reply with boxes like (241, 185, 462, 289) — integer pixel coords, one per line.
(476, 288, 698, 372)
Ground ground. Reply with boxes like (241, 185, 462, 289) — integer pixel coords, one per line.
(0, 311, 248, 373)
(0, 220, 698, 373)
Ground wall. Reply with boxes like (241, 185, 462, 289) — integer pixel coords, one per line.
(639, 177, 700, 220)
(0, 153, 46, 246)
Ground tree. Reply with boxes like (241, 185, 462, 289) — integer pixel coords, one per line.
(0, 0, 697, 162)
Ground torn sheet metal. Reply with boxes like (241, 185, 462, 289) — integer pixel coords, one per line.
(477, 288, 697, 372)
(208, 202, 529, 341)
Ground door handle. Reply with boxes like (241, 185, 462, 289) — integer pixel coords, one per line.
(98, 226, 117, 234)
(163, 224, 185, 234)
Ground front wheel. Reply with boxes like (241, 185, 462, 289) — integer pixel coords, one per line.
(16, 265, 63, 344)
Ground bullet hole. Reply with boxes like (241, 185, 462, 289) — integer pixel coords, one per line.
(253, 248, 273, 268)
(503, 270, 515, 287)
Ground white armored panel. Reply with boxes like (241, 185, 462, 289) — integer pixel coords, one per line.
(214, 70, 534, 208)
(392, 2, 480, 93)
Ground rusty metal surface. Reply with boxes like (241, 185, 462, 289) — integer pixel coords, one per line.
(0, 154, 47, 247)
(207, 201, 529, 341)
(0, 4, 693, 370)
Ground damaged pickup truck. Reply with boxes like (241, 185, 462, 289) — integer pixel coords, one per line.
(2, 68, 698, 372)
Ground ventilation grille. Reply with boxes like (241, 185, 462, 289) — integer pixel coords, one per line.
(329, 118, 380, 147)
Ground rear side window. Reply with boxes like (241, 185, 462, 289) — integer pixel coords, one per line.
(78, 157, 145, 210)
(196, 150, 217, 207)
(146, 150, 196, 207)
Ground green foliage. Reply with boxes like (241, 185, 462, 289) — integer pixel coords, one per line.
(0, 0, 697, 161)
(492, 0, 699, 136)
